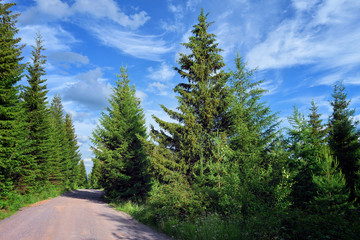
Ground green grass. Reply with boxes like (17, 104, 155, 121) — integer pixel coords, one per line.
(0, 185, 65, 220)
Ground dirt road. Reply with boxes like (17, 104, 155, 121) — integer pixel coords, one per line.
(0, 189, 170, 240)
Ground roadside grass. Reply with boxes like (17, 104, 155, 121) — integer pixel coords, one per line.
(0, 185, 65, 220)
(111, 200, 245, 240)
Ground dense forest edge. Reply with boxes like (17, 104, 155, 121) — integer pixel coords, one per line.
(0, 2, 87, 220)
(1, 2, 360, 239)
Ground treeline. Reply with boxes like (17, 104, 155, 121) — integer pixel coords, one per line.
(90, 10, 360, 239)
(0, 2, 86, 217)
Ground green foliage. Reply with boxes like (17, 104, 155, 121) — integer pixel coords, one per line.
(148, 179, 205, 220)
(91, 66, 149, 201)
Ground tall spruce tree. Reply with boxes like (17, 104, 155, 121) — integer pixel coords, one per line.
(0, 1, 25, 197)
(64, 113, 81, 188)
(22, 33, 52, 188)
(328, 81, 360, 200)
(151, 10, 231, 181)
(48, 94, 67, 185)
(91, 67, 149, 200)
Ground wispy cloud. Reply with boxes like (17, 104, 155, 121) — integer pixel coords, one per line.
(246, 0, 360, 72)
(89, 25, 173, 61)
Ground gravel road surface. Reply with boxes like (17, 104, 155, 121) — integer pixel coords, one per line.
(0, 189, 170, 240)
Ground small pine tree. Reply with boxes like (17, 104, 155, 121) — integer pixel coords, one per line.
(328, 81, 360, 200)
(91, 66, 149, 200)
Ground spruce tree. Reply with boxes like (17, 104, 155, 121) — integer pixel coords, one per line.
(48, 94, 67, 185)
(151, 9, 231, 181)
(0, 1, 25, 197)
(64, 113, 81, 188)
(22, 33, 52, 189)
(229, 54, 278, 161)
(308, 100, 327, 146)
(78, 159, 87, 188)
(91, 67, 149, 200)
(328, 81, 360, 200)
(287, 106, 321, 208)
(88, 158, 101, 189)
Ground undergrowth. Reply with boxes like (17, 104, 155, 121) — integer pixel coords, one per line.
(111, 200, 247, 240)
(0, 185, 65, 220)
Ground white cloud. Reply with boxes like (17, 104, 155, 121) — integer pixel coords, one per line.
(62, 68, 112, 110)
(147, 62, 175, 81)
(89, 25, 173, 61)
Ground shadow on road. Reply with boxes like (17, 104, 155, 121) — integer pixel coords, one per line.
(61, 189, 105, 204)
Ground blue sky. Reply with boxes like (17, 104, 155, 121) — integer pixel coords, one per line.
(11, 0, 360, 173)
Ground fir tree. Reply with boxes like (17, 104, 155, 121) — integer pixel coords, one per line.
(22, 33, 52, 189)
(91, 67, 149, 200)
(151, 9, 231, 181)
(328, 81, 360, 200)
(0, 1, 25, 197)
